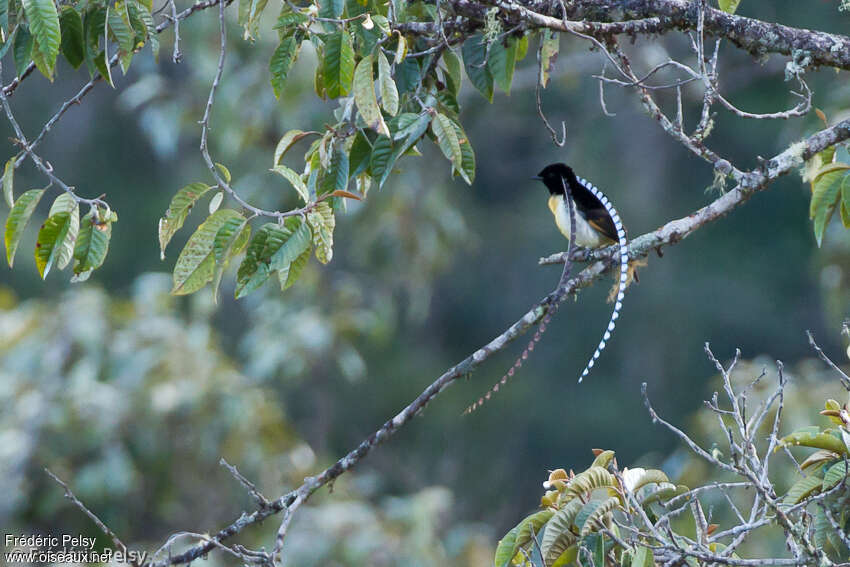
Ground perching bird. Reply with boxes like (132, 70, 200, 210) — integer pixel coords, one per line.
(463, 163, 634, 415)
(533, 162, 631, 383)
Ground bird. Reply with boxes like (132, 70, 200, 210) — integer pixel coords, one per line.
(533, 162, 630, 383)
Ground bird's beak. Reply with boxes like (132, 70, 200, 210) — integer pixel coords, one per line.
(531, 175, 543, 181)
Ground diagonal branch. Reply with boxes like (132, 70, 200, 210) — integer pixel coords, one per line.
(148, 112, 850, 567)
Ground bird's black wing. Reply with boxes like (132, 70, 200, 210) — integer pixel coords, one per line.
(583, 208, 618, 243)
(570, 179, 618, 242)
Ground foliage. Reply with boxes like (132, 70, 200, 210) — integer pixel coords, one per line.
(0, 278, 491, 565)
(496, 347, 850, 567)
(779, 398, 850, 560)
(495, 450, 685, 567)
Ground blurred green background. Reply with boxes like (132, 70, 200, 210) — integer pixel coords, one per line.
(2, 1, 850, 565)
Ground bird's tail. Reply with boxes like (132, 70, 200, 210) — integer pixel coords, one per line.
(574, 176, 629, 383)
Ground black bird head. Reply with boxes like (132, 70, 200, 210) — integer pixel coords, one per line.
(533, 163, 579, 196)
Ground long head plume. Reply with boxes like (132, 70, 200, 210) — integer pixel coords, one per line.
(463, 166, 629, 414)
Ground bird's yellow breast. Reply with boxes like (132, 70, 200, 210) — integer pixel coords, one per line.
(547, 194, 607, 248)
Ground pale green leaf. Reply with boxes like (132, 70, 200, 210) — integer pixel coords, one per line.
(272, 165, 310, 203)
(208, 191, 224, 214)
(539, 29, 559, 88)
(274, 130, 316, 166)
(307, 201, 334, 264)
(4, 188, 43, 267)
(540, 499, 582, 566)
(172, 209, 243, 295)
(718, 0, 741, 14)
(46, 193, 79, 270)
(215, 162, 231, 184)
(158, 182, 212, 259)
(431, 112, 463, 175)
(354, 54, 389, 136)
(277, 243, 311, 290)
(810, 165, 848, 247)
(211, 216, 251, 301)
(377, 51, 399, 116)
(442, 50, 462, 95)
(35, 198, 79, 279)
(2, 157, 14, 208)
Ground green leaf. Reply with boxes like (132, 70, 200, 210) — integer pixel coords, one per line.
(208, 191, 224, 214)
(809, 164, 848, 247)
(277, 244, 310, 290)
(822, 461, 848, 490)
(2, 157, 14, 208)
(565, 466, 615, 497)
(21, 0, 61, 78)
(394, 57, 420, 94)
(13, 25, 33, 78)
(270, 36, 299, 98)
(319, 0, 344, 20)
(349, 131, 372, 177)
(215, 163, 232, 184)
(35, 195, 80, 279)
(238, 0, 268, 41)
(0, 0, 8, 35)
(211, 216, 251, 300)
(235, 224, 277, 298)
(540, 499, 583, 566)
(393, 32, 407, 64)
(72, 209, 113, 277)
(539, 29, 559, 88)
(307, 201, 334, 264)
(451, 119, 475, 184)
(59, 6, 84, 68)
(377, 51, 398, 116)
(718, 0, 741, 14)
(493, 526, 519, 567)
(274, 4, 309, 37)
(126, 1, 157, 58)
(272, 165, 310, 203)
(515, 34, 528, 61)
(442, 50, 462, 96)
(323, 29, 355, 98)
(431, 112, 463, 175)
(319, 145, 349, 195)
(274, 129, 315, 166)
(108, 3, 134, 55)
(369, 134, 393, 182)
(158, 182, 213, 259)
(779, 427, 849, 455)
(630, 546, 655, 567)
(512, 510, 555, 561)
(172, 209, 243, 295)
(578, 496, 619, 536)
(462, 34, 494, 102)
(270, 216, 312, 270)
(376, 112, 431, 187)
(782, 474, 823, 506)
(4, 188, 44, 267)
(353, 54, 389, 136)
(487, 37, 517, 94)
